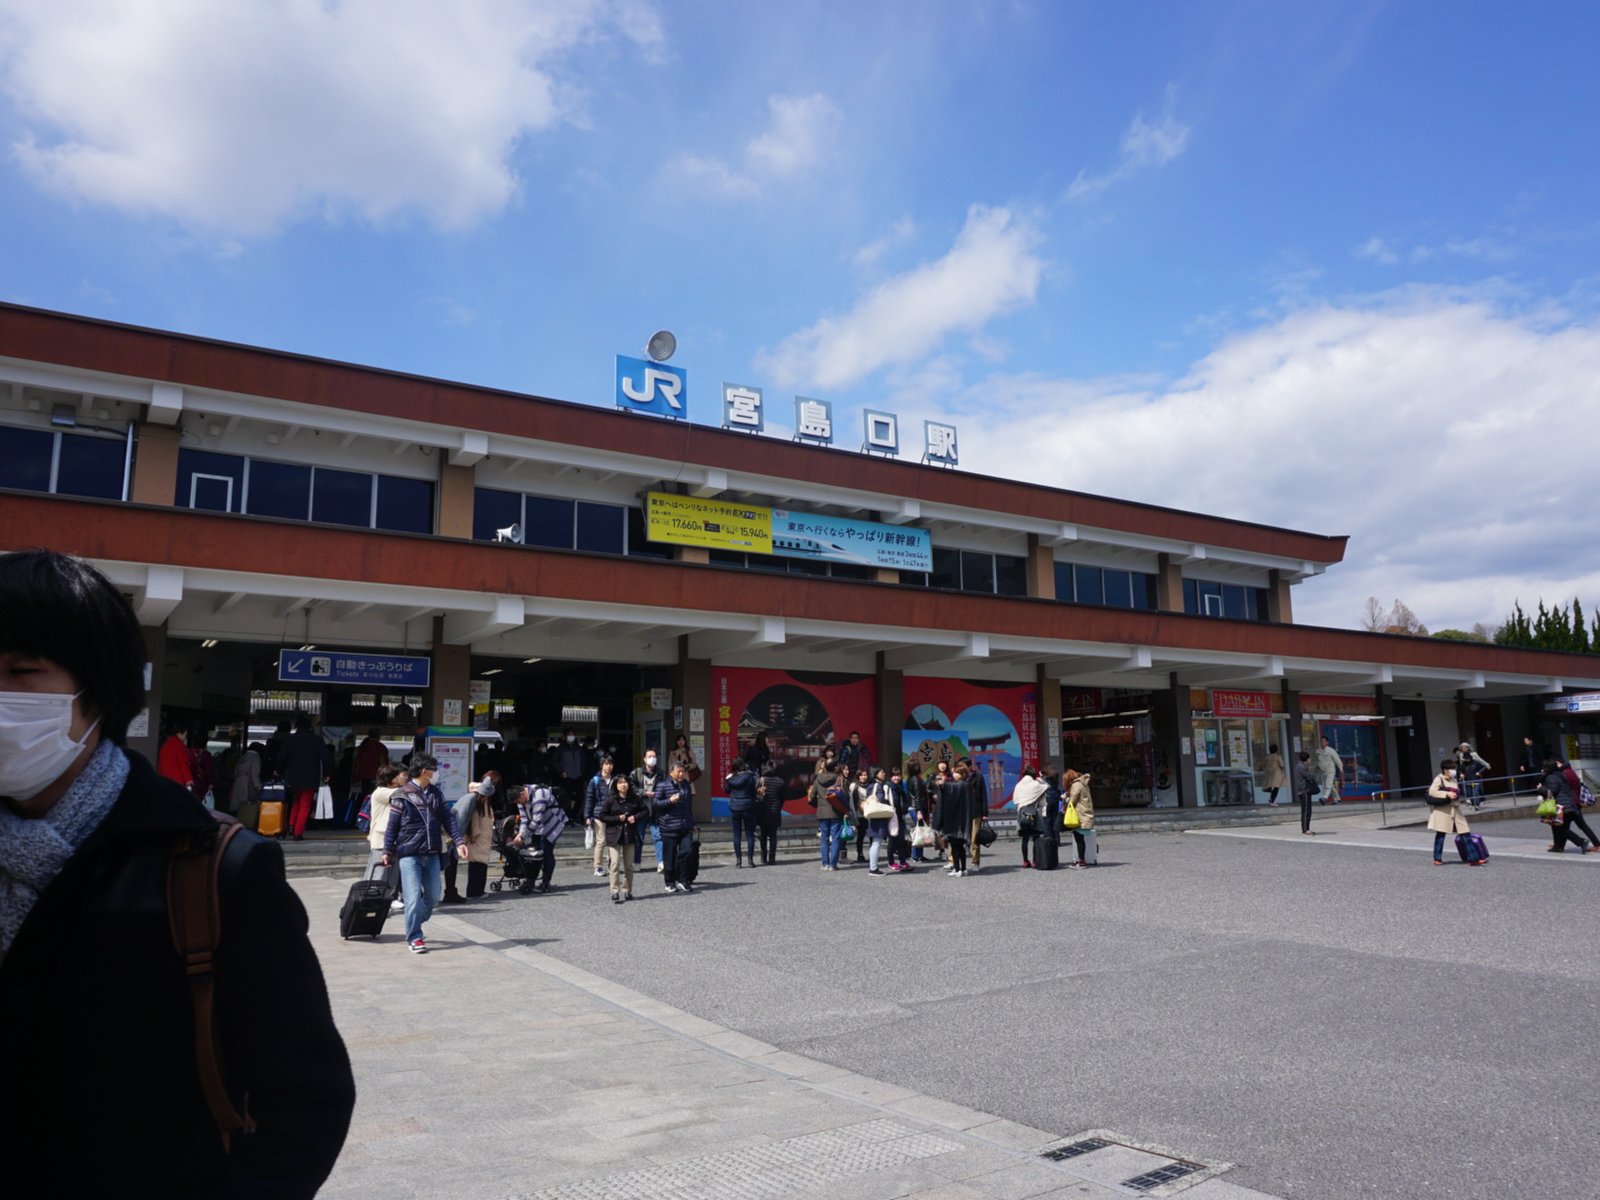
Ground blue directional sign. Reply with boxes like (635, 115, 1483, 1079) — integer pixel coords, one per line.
(277, 650, 432, 688)
(615, 354, 687, 419)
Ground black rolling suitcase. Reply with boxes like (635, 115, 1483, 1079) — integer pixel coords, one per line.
(339, 865, 394, 939)
(1035, 832, 1059, 871)
(684, 839, 701, 884)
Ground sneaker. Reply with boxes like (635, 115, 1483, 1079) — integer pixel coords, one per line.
(389, 899, 404, 914)
(967, 863, 980, 874)
(611, 892, 621, 903)
(665, 881, 678, 892)
(868, 868, 884, 875)
(1022, 860, 1033, 869)
(678, 881, 694, 894)
(594, 867, 606, 877)
(409, 938, 427, 954)
(656, 862, 665, 872)
(946, 867, 959, 876)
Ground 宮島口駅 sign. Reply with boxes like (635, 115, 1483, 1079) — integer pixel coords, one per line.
(278, 650, 432, 688)
(646, 491, 933, 573)
(613, 353, 958, 465)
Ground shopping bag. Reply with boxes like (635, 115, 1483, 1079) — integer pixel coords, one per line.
(1535, 797, 1559, 822)
(910, 822, 935, 849)
(839, 817, 854, 843)
(314, 785, 334, 820)
(1062, 803, 1081, 830)
(584, 824, 595, 849)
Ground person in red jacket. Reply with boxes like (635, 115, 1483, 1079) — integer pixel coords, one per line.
(157, 724, 193, 790)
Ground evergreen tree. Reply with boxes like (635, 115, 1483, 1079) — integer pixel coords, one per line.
(1574, 597, 1590, 653)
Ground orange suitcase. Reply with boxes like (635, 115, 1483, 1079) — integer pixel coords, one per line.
(257, 800, 285, 837)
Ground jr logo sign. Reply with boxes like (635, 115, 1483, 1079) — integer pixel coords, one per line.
(615, 355, 687, 419)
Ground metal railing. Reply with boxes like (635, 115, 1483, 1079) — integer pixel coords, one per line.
(1371, 772, 1535, 828)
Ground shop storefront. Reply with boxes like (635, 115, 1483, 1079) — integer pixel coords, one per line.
(1189, 689, 1291, 807)
(1299, 693, 1385, 799)
(1059, 688, 1160, 808)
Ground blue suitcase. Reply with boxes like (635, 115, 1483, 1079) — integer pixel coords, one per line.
(1455, 833, 1488, 864)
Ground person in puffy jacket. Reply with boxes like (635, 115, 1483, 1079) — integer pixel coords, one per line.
(1063, 769, 1096, 866)
(1012, 765, 1049, 868)
(755, 761, 785, 865)
(652, 763, 696, 893)
(380, 756, 465, 952)
(513, 782, 566, 891)
(725, 758, 759, 867)
(596, 774, 648, 902)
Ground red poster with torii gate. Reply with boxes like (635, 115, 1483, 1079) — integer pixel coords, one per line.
(901, 677, 1039, 810)
(708, 667, 878, 817)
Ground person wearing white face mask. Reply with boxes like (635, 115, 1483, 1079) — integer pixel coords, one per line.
(0, 549, 354, 1196)
(630, 749, 665, 870)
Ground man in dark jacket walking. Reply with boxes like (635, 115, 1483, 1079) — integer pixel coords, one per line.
(380, 754, 465, 953)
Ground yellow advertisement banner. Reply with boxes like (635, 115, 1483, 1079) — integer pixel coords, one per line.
(646, 491, 773, 553)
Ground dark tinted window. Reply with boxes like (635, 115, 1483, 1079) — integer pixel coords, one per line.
(960, 551, 995, 594)
(995, 554, 1027, 597)
(901, 571, 929, 588)
(1199, 580, 1223, 615)
(788, 557, 828, 577)
(929, 547, 961, 590)
(0, 425, 55, 492)
(1074, 564, 1103, 606)
(246, 460, 311, 520)
(1054, 562, 1075, 602)
(473, 488, 521, 542)
(1254, 587, 1272, 621)
(1104, 568, 1133, 609)
(1183, 578, 1199, 614)
(575, 501, 624, 555)
(55, 434, 125, 500)
(311, 467, 373, 527)
(177, 449, 245, 512)
(746, 552, 789, 574)
(627, 507, 671, 558)
(523, 495, 574, 549)
(1131, 572, 1152, 610)
(831, 562, 872, 581)
(1222, 584, 1247, 620)
(375, 475, 433, 533)
(710, 549, 746, 566)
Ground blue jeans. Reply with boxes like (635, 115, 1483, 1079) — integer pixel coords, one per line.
(818, 818, 842, 867)
(398, 853, 443, 943)
(730, 811, 757, 861)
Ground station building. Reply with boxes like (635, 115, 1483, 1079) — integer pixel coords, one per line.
(3, 301, 1598, 815)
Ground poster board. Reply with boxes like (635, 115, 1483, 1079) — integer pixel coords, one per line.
(425, 728, 475, 801)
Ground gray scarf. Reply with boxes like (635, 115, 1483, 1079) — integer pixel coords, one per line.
(0, 739, 128, 962)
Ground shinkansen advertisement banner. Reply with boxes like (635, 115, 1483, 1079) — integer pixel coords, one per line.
(645, 491, 932, 572)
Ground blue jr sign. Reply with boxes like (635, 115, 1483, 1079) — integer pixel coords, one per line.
(616, 355, 687, 419)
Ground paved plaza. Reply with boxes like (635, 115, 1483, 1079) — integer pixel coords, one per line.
(310, 815, 1598, 1200)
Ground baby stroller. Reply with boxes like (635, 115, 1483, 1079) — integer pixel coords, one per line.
(490, 813, 544, 895)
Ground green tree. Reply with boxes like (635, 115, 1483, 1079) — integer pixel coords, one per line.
(1433, 629, 1489, 642)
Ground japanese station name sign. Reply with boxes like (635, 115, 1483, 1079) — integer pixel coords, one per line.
(646, 491, 933, 573)
(278, 650, 432, 688)
(614, 356, 958, 465)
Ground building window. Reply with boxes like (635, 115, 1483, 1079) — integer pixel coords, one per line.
(627, 507, 671, 559)
(994, 554, 1027, 597)
(1183, 577, 1267, 620)
(575, 501, 625, 555)
(310, 466, 374, 528)
(473, 487, 521, 542)
(178, 449, 245, 512)
(959, 550, 995, 594)
(244, 459, 311, 520)
(1074, 564, 1104, 606)
(928, 547, 961, 590)
(375, 475, 434, 534)
(0, 424, 128, 499)
(523, 495, 576, 548)
(1058, 562, 1158, 609)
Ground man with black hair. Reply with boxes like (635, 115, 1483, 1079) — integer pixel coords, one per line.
(278, 712, 327, 840)
(0, 549, 354, 1197)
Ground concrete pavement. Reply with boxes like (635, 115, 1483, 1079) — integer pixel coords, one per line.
(307, 872, 1282, 1200)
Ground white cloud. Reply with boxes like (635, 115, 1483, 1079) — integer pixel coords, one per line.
(851, 214, 916, 268)
(668, 92, 840, 199)
(0, 0, 662, 236)
(1066, 92, 1189, 201)
(1355, 236, 1400, 265)
(949, 291, 1600, 633)
(757, 204, 1044, 390)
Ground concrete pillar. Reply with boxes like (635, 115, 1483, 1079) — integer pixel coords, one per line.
(130, 424, 180, 506)
(1156, 553, 1184, 613)
(1266, 569, 1294, 625)
(128, 625, 166, 765)
(437, 463, 474, 539)
(675, 636, 713, 819)
(1025, 534, 1056, 600)
(1375, 686, 1401, 797)
(1170, 674, 1197, 807)
(427, 617, 470, 727)
(1283, 681, 1302, 770)
(1037, 666, 1063, 774)
(876, 653, 903, 770)
(1454, 692, 1474, 751)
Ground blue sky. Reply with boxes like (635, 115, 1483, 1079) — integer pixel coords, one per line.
(2, 1, 1598, 634)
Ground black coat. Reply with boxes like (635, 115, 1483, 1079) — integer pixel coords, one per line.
(934, 778, 976, 839)
(0, 752, 355, 1198)
(756, 773, 786, 825)
(595, 789, 649, 846)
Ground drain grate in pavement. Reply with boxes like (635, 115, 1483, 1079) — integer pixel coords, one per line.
(1124, 1161, 1203, 1191)
(1041, 1136, 1110, 1161)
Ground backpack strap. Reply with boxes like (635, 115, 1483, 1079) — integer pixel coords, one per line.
(167, 810, 257, 1149)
